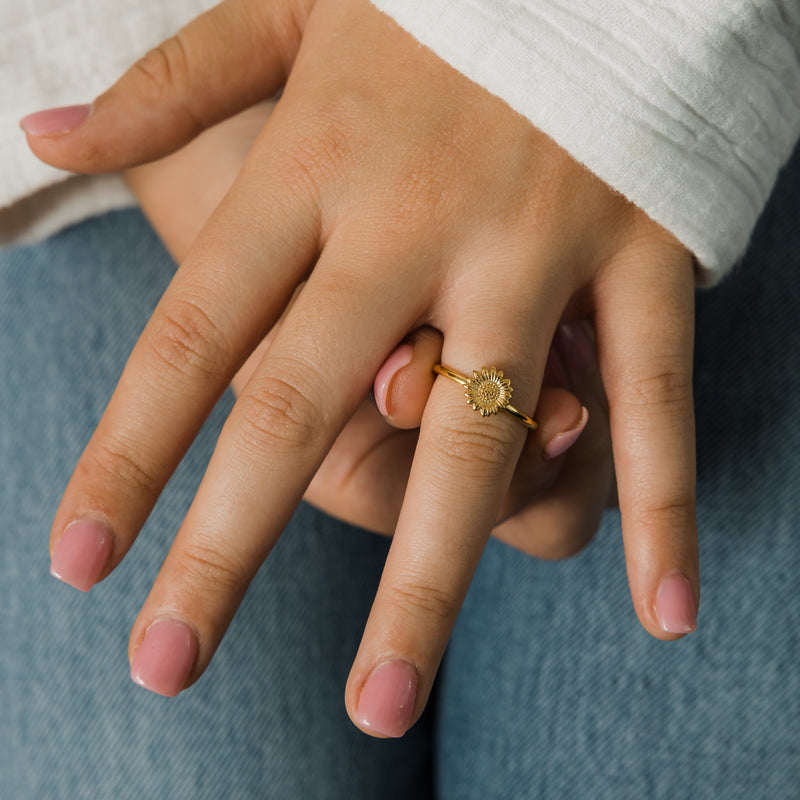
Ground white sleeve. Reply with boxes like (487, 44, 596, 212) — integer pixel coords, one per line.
(0, 0, 216, 245)
(371, 0, 800, 283)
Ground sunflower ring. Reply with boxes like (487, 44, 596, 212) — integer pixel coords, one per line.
(433, 364, 537, 430)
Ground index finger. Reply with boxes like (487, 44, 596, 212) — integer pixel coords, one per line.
(48, 150, 320, 590)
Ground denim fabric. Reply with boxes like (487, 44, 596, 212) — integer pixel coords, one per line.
(2, 145, 799, 799)
(435, 144, 800, 799)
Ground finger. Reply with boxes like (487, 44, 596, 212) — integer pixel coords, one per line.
(127, 237, 429, 695)
(317, 341, 587, 537)
(373, 326, 442, 428)
(314, 392, 588, 542)
(21, 0, 311, 172)
(493, 407, 604, 560)
(370, 327, 591, 532)
(496, 388, 588, 522)
(48, 149, 321, 592)
(230, 281, 308, 397)
(305, 401, 419, 535)
(374, 327, 581, 439)
(345, 283, 566, 737)
(596, 242, 698, 639)
(301, 326, 444, 533)
(556, 319, 618, 507)
(494, 321, 613, 558)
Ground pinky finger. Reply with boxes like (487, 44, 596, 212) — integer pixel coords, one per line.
(596, 242, 699, 639)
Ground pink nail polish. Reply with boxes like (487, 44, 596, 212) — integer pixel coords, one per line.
(356, 660, 417, 738)
(655, 573, 697, 634)
(130, 619, 198, 697)
(556, 320, 595, 369)
(50, 519, 111, 591)
(20, 103, 92, 136)
(374, 344, 414, 418)
(543, 406, 589, 460)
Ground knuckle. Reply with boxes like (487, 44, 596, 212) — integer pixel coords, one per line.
(622, 364, 693, 412)
(385, 578, 460, 626)
(235, 373, 320, 454)
(633, 496, 696, 533)
(146, 298, 231, 382)
(387, 155, 458, 235)
(131, 34, 204, 133)
(279, 114, 354, 201)
(133, 39, 186, 94)
(435, 418, 515, 479)
(87, 435, 161, 496)
(176, 540, 244, 598)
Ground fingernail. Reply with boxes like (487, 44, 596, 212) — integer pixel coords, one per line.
(20, 103, 92, 136)
(130, 619, 198, 697)
(50, 519, 111, 591)
(374, 344, 414, 418)
(542, 347, 570, 389)
(356, 660, 418, 737)
(543, 406, 589, 460)
(556, 320, 595, 369)
(655, 572, 697, 634)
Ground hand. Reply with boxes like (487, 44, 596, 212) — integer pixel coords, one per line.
(126, 99, 613, 554)
(320, 322, 613, 560)
(28, 0, 698, 738)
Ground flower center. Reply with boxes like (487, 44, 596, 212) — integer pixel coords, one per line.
(477, 381, 501, 406)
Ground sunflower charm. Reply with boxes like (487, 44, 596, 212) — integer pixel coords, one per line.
(465, 367, 513, 417)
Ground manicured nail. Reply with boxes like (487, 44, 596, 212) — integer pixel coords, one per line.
(556, 320, 595, 369)
(20, 103, 92, 136)
(374, 344, 414, 418)
(356, 660, 418, 738)
(50, 519, 111, 591)
(655, 572, 697, 634)
(543, 406, 589, 460)
(130, 619, 198, 697)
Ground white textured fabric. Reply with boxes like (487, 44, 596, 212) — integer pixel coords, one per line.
(2, 1, 799, 278)
(0, 0, 215, 245)
(371, 0, 800, 282)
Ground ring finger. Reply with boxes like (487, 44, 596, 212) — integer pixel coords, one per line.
(345, 279, 567, 736)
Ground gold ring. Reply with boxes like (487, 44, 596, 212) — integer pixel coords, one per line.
(433, 364, 537, 430)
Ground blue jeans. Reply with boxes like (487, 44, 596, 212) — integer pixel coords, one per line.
(3, 146, 799, 799)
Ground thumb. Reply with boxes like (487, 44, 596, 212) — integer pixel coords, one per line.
(20, 0, 312, 173)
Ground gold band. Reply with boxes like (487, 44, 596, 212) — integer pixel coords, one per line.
(433, 364, 537, 430)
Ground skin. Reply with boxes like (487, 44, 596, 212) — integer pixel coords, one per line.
(27, 0, 697, 737)
(126, 100, 613, 549)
